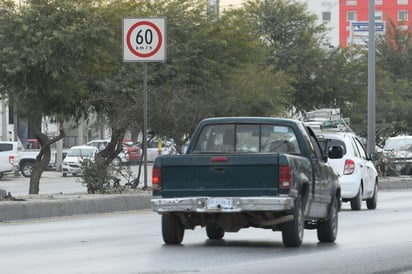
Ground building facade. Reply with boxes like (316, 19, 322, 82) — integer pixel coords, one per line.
(214, 0, 412, 48)
(340, 0, 412, 47)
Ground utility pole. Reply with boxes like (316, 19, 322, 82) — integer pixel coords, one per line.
(367, 0, 376, 155)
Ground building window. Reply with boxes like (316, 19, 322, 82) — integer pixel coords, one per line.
(375, 0, 383, 5)
(347, 11, 357, 21)
(375, 11, 383, 21)
(322, 11, 331, 21)
(398, 10, 408, 21)
(346, 0, 357, 5)
(397, 0, 408, 5)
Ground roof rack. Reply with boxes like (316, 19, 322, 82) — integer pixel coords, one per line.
(304, 108, 353, 133)
(320, 118, 353, 132)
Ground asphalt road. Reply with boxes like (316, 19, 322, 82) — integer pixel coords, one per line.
(0, 190, 411, 274)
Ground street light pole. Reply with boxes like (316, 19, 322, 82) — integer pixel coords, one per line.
(367, 0, 376, 154)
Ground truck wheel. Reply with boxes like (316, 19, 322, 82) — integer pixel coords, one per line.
(317, 197, 338, 243)
(282, 197, 304, 247)
(21, 162, 33, 177)
(162, 214, 184, 245)
(366, 183, 378, 210)
(350, 185, 362, 210)
(206, 224, 225, 240)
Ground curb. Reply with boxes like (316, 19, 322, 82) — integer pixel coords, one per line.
(0, 194, 152, 222)
(0, 177, 411, 222)
(379, 176, 412, 190)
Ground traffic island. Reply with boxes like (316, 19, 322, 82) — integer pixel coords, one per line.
(0, 192, 152, 222)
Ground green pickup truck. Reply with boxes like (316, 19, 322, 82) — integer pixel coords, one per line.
(151, 117, 343, 247)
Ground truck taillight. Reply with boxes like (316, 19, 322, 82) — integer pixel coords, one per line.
(343, 159, 355, 175)
(9, 155, 15, 165)
(152, 167, 161, 190)
(279, 164, 292, 189)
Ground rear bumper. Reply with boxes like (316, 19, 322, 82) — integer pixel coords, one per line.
(151, 196, 294, 213)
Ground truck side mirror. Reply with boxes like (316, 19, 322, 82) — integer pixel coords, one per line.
(328, 145, 344, 159)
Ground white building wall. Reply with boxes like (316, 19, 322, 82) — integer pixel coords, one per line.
(295, 0, 340, 48)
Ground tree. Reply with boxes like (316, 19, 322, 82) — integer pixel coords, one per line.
(242, 0, 329, 114)
(373, 19, 412, 139)
(0, 0, 112, 193)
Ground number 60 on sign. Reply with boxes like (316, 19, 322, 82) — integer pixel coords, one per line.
(123, 17, 166, 62)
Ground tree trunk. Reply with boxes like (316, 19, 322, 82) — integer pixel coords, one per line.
(29, 127, 65, 194)
(99, 127, 126, 164)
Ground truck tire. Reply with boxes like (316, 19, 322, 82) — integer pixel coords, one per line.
(351, 185, 362, 210)
(366, 183, 378, 210)
(20, 162, 33, 177)
(206, 224, 225, 240)
(282, 197, 304, 247)
(162, 214, 184, 245)
(317, 197, 338, 243)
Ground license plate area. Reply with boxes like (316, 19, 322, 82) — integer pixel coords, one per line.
(207, 197, 233, 210)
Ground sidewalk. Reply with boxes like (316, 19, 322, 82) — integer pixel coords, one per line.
(0, 176, 411, 222)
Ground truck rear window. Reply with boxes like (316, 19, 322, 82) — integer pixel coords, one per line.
(192, 124, 301, 154)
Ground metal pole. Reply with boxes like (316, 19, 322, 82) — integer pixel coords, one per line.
(367, 0, 376, 154)
(143, 62, 148, 188)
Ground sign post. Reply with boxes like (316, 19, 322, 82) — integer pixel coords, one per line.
(123, 17, 166, 188)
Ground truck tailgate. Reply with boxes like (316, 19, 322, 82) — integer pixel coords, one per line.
(158, 154, 280, 197)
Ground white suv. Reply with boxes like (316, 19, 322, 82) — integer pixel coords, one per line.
(317, 132, 379, 210)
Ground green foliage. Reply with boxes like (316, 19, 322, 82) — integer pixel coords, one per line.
(80, 156, 135, 194)
(374, 19, 412, 138)
(0, 0, 112, 122)
(2, 0, 412, 158)
(241, 0, 330, 113)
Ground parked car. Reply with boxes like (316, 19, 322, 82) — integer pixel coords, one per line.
(317, 131, 379, 210)
(383, 135, 412, 175)
(62, 145, 98, 177)
(85, 139, 129, 166)
(122, 142, 141, 164)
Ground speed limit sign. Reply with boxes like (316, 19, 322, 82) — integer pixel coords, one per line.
(123, 17, 166, 62)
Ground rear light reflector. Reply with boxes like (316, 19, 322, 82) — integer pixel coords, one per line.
(279, 164, 292, 189)
(344, 159, 355, 175)
(9, 155, 15, 165)
(152, 167, 161, 190)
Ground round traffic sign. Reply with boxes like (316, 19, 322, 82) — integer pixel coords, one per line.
(123, 18, 166, 62)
